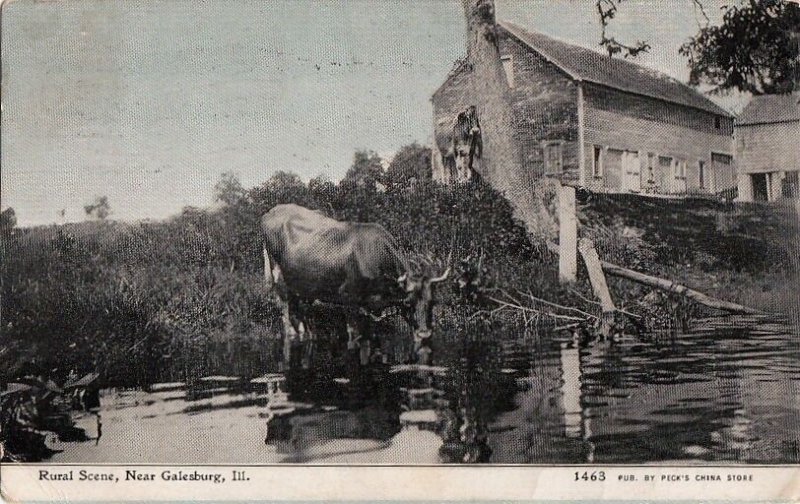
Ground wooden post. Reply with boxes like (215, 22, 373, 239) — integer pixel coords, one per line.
(578, 239, 616, 313)
(559, 184, 578, 284)
(578, 238, 616, 337)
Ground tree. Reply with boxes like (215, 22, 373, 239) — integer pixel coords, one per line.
(594, 0, 652, 57)
(680, 0, 800, 94)
(458, 0, 556, 238)
(342, 150, 384, 188)
(214, 171, 246, 206)
(385, 143, 432, 187)
(84, 196, 111, 220)
(0, 207, 16, 234)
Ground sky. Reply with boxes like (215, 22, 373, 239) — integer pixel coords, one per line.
(1, 0, 742, 227)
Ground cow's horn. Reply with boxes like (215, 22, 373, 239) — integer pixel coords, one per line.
(429, 267, 451, 284)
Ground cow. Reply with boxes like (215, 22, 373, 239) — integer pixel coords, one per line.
(450, 105, 482, 182)
(261, 204, 450, 368)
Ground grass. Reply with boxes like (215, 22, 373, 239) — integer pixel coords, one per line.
(580, 193, 799, 321)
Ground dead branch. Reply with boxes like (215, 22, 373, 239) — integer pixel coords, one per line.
(600, 262, 763, 315)
(546, 240, 762, 315)
(486, 295, 586, 322)
(519, 289, 598, 320)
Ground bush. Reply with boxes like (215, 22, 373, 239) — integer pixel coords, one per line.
(1, 152, 558, 387)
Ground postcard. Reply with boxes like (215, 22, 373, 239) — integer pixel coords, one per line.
(1, 0, 799, 501)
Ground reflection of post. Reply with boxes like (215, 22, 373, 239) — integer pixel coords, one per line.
(559, 185, 577, 284)
(559, 343, 581, 439)
(559, 342, 595, 462)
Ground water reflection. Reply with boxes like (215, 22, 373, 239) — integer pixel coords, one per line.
(38, 314, 800, 464)
(491, 315, 800, 464)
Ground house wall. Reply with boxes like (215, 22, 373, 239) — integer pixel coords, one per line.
(431, 64, 475, 183)
(735, 121, 800, 175)
(497, 28, 580, 186)
(582, 83, 735, 195)
(430, 29, 580, 186)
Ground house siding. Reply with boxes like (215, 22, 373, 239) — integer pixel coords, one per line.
(431, 30, 735, 198)
(430, 29, 580, 186)
(431, 64, 474, 182)
(582, 83, 735, 195)
(735, 121, 800, 202)
(498, 29, 580, 185)
(735, 121, 800, 175)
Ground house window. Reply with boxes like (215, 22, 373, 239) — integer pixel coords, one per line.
(714, 116, 721, 129)
(711, 152, 732, 165)
(699, 160, 706, 189)
(674, 159, 687, 179)
(592, 145, 604, 177)
(501, 55, 514, 88)
(543, 141, 564, 174)
(645, 153, 657, 190)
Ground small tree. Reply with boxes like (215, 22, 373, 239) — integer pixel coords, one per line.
(84, 196, 111, 220)
(214, 171, 246, 206)
(342, 150, 384, 188)
(385, 143, 432, 187)
(0, 207, 16, 234)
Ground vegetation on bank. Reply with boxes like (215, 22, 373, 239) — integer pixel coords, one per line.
(2, 145, 798, 388)
(0, 145, 553, 387)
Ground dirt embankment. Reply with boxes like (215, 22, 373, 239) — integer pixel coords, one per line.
(579, 194, 800, 317)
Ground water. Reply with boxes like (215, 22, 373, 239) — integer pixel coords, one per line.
(490, 315, 800, 464)
(44, 315, 800, 464)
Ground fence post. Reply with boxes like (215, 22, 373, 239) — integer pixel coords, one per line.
(578, 238, 616, 337)
(559, 184, 578, 284)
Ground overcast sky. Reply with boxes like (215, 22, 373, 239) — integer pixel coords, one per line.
(2, 0, 740, 227)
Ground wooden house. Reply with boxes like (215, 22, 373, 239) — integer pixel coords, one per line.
(735, 92, 800, 202)
(431, 22, 736, 197)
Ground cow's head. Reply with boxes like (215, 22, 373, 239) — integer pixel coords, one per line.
(397, 266, 451, 341)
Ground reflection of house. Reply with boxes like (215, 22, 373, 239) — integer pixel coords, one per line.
(735, 93, 800, 202)
(431, 22, 736, 196)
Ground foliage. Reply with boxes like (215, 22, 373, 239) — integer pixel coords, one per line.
(342, 150, 385, 190)
(385, 143, 432, 188)
(1, 207, 17, 234)
(214, 171, 246, 206)
(84, 196, 111, 220)
(680, 0, 800, 94)
(595, 0, 652, 58)
(1, 150, 553, 387)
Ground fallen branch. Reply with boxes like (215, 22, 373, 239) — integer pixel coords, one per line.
(546, 240, 762, 315)
(486, 295, 586, 322)
(519, 289, 597, 320)
(599, 262, 762, 315)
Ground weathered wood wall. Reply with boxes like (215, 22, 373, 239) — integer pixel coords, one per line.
(735, 121, 800, 175)
(497, 28, 580, 186)
(430, 29, 580, 188)
(582, 84, 735, 195)
(431, 28, 737, 200)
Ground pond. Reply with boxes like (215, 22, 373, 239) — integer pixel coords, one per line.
(45, 314, 799, 464)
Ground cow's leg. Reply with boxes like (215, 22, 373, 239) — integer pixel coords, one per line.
(288, 297, 313, 369)
(267, 257, 299, 369)
(346, 315, 371, 367)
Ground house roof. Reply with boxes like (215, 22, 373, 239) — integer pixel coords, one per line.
(498, 21, 732, 118)
(736, 92, 800, 126)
